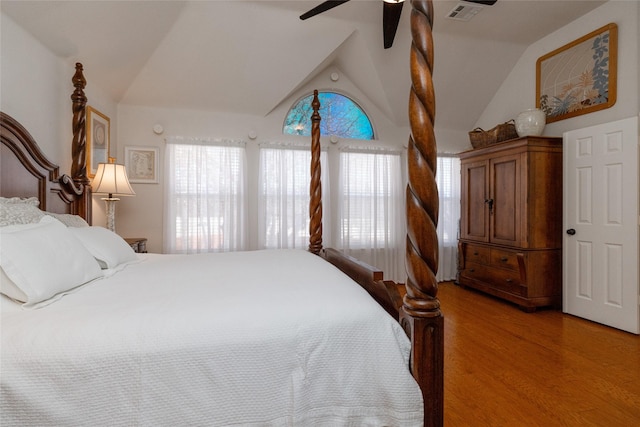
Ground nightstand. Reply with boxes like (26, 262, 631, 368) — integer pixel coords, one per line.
(124, 237, 148, 253)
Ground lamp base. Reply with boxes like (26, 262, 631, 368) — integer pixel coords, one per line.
(101, 197, 120, 233)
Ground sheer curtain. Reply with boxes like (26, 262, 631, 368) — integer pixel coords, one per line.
(338, 147, 405, 282)
(436, 155, 461, 281)
(164, 136, 247, 254)
(258, 142, 329, 249)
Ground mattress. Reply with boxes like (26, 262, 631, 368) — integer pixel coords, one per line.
(1, 249, 423, 426)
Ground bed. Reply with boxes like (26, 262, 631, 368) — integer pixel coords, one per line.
(0, 1, 442, 425)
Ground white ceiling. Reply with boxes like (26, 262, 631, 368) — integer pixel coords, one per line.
(2, 0, 608, 132)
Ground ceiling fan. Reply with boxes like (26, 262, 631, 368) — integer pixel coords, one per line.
(299, 0, 498, 49)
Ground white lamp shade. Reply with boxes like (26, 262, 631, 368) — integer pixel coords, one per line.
(92, 163, 136, 197)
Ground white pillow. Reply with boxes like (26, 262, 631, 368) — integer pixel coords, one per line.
(45, 212, 90, 227)
(0, 201, 44, 226)
(0, 216, 103, 307)
(69, 226, 138, 269)
(0, 266, 28, 302)
(0, 196, 39, 206)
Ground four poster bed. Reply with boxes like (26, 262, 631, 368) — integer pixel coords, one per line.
(0, 1, 442, 425)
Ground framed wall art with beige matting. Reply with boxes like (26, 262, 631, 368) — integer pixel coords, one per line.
(536, 23, 617, 124)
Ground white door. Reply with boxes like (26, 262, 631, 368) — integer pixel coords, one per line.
(563, 116, 639, 334)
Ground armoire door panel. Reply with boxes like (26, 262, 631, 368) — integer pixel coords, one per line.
(461, 161, 489, 242)
(490, 154, 521, 246)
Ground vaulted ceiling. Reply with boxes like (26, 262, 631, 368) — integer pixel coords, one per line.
(2, 0, 607, 132)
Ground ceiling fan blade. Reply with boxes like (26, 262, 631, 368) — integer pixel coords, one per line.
(383, 1, 404, 49)
(300, 0, 351, 20)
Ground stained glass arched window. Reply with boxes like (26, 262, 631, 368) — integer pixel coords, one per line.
(283, 92, 374, 140)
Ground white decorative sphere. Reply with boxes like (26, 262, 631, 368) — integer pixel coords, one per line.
(515, 108, 546, 137)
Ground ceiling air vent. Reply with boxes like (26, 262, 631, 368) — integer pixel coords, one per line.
(445, 2, 484, 22)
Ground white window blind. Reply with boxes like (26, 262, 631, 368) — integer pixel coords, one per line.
(338, 148, 405, 282)
(164, 137, 247, 253)
(258, 143, 329, 249)
(436, 155, 461, 281)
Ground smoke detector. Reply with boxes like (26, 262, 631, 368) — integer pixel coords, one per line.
(445, 2, 484, 22)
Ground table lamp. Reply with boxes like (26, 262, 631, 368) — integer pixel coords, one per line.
(92, 159, 136, 232)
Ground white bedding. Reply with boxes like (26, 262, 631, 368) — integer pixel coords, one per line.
(1, 249, 423, 426)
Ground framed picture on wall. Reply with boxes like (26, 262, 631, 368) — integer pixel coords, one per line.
(124, 146, 159, 184)
(536, 23, 618, 124)
(86, 106, 110, 178)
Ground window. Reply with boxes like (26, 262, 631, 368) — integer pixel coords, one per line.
(164, 138, 247, 253)
(283, 92, 374, 140)
(435, 155, 461, 281)
(436, 156, 461, 245)
(258, 144, 328, 249)
(338, 148, 405, 281)
(339, 150, 402, 247)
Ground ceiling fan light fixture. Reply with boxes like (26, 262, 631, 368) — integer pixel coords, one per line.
(383, 0, 404, 3)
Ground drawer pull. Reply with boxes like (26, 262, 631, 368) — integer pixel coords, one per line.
(505, 278, 513, 283)
(473, 252, 479, 256)
(469, 268, 475, 273)
(501, 257, 508, 262)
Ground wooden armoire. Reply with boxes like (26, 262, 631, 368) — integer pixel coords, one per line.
(457, 136, 563, 311)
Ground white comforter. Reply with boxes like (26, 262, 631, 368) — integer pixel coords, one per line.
(1, 249, 423, 426)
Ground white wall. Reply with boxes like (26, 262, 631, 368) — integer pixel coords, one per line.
(1, 12, 119, 225)
(1, 13, 70, 170)
(476, 0, 639, 144)
(8, 2, 635, 250)
(0, 8, 420, 251)
(116, 66, 411, 252)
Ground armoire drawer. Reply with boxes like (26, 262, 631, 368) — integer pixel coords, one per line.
(464, 243, 490, 265)
(490, 248, 520, 271)
(460, 262, 525, 296)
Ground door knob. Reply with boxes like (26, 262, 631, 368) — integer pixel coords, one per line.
(566, 229, 576, 235)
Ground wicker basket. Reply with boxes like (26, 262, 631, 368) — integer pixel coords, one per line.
(468, 120, 518, 149)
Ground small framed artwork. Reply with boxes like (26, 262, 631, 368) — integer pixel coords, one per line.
(536, 23, 617, 124)
(86, 106, 110, 177)
(125, 146, 160, 184)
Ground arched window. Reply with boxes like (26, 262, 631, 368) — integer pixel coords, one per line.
(283, 92, 374, 140)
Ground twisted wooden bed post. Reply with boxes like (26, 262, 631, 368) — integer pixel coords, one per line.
(70, 62, 92, 222)
(309, 90, 323, 255)
(401, 1, 444, 426)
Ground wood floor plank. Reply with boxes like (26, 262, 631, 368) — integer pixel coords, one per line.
(439, 282, 640, 426)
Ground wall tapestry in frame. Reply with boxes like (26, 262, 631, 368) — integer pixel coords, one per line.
(125, 146, 159, 184)
(86, 106, 110, 178)
(536, 23, 617, 124)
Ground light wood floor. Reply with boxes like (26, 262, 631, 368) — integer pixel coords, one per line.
(438, 282, 640, 426)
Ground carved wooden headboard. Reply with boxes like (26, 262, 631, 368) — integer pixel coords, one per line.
(0, 65, 92, 218)
(0, 111, 90, 216)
